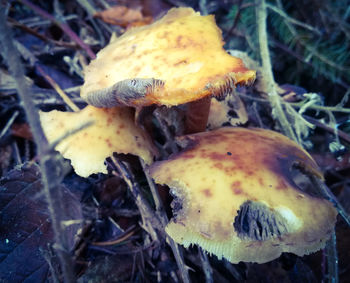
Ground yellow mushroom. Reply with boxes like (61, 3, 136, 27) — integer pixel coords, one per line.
(39, 7, 256, 174)
(80, 7, 255, 133)
(39, 106, 156, 177)
(81, 7, 255, 107)
(149, 127, 338, 263)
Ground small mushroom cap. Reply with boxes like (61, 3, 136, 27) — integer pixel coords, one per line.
(39, 106, 156, 177)
(149, 127, 337, 263)
(81, 7, 255, 107)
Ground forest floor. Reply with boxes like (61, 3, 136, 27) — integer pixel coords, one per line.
(0, 1, 349, 282)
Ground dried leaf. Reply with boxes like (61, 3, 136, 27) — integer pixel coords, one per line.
(0, 163, 82, 282)
(94, 6, 152, 28)
(11, 123, 33, 140)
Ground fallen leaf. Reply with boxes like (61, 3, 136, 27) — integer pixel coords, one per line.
(94, 6, 152, 28)
(0, 162, 82, 282)
(11, 123, 33, 140)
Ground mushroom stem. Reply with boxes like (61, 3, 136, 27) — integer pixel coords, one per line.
(184, 96, 211, 134)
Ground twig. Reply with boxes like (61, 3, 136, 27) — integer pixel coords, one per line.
(110, 157, 190, 282)
(255, 0, 298, 142)
(290, 101, 350, 114)
(0, 7, 76, 283)
(92, 227, 137, 246)
(153, 109, 179, 155)
(199, 249, 213, 283)
(8, 17, 80, 49)
(140, 158, 164, 213)
(303, 116, 350, 144)
(225, 1, 256, 41)
(109, 156, 163, 241)
(35, 65, 80, 112)
(199, 0, 208, 15)
(266, 3, 321, 35)
(310, 175, 350, 227)
(19, 0, 96, 59)
(0, 110, 19, 140)
(50, 121, 94, 149)
(140, 159, 191, 283)
(325, 231, 339, 283)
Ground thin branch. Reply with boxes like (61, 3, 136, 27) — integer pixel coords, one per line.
(19, 0, 96, 59)
(8, 17, 81, 50)
(109, 156, 163, 241)
(326, 232, 339, 283)
(140, 159, 191, 283)
(0, 110, 19, 140)
(290, 101, 350, 113)
(310, 175, 350, 227)
(0, 7, 76, 283)
(255, 0, 297, 142)
(303, 116, 350, 144)
(35, 65, 80, 112)
(199, 249, 213, 283)
(266, 3, 321, 35)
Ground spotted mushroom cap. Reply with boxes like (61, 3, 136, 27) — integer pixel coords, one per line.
(81, 7, 255, 108)
(149, 127, 337, 263)
(39, 106, 156, 177)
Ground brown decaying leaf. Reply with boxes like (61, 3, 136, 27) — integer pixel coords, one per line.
(11, 123, 33, 140)
(94, 6, 152, 28)
(0, 162, 82, 282)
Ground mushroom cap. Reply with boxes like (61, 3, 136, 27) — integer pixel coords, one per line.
(149, 127, 337, 263)
(39, 106, 156, 177)
(81, 7, 255, 107)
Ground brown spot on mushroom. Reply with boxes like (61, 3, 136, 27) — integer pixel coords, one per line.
(107, 117, 113, 126)
(105, 138, 112, 148)
(180, 153, 196, 159)
(213, 162, 223, 170)
(276, 178, 288, 190)
(258, 177, 264, 186)
(174, 59, 188, 66)
(133, 66, 141, 73)
(201, 188, 212, 198)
